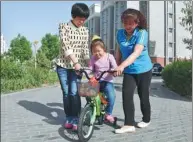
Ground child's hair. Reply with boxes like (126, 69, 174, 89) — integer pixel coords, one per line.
(90, 39, 106, 53)
(71, 3, 90, 19)
(121, 8, 147, 30)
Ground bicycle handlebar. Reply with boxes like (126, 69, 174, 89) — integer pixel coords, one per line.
(76, 69, 116, 81)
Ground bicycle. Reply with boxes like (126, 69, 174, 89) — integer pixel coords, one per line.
(76, 69, 117, 142)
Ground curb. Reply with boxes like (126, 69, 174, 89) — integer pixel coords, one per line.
(1, 84, 60, 97)
(1, 77, 124, 97)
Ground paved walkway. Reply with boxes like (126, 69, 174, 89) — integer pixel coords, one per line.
(1, 77, 192, 142)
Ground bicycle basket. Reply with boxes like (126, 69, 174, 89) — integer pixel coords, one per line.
(78, 81, 99, 97)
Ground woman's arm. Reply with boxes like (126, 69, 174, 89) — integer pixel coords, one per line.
(119, 30, 147, 68)
(119, 44, 144, 68)
(115, 46, 122, 66)
(114, 30, 147, 76)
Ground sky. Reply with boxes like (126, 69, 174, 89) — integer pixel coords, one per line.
(1, 1, 100, 51)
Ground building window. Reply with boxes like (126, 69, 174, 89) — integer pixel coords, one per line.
(169, 42, 173, 47)
(121, 4, 125, 9)
(115, 1, 118, 6)
(169, 28, 173, 33)
(169, 13, 173, 18)
(149, 40, 156, 56)
(168, 18, 173, 28)
(169, 57, 173, 62)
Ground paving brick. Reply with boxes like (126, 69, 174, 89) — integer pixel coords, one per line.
(1, 77, 192, 142)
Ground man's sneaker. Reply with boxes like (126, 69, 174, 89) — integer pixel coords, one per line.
(105, 114, 115, 123)
(64, 120, 73, 129)
(115, 126, 135, 134)
(137, 121, 150, 128)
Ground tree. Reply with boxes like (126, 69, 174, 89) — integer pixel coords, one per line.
(180, 1, 192, 50)
(39, 33, 60, 61)
(36, 51, 51, 69)
(8, 34, 33, 63)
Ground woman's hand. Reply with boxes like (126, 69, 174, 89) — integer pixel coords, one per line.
(74, 63, 81, 70)
(74, 63, 81, 75)
(114, 65, 125, 76)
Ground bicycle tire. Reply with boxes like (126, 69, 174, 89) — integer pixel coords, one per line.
(78, 104, 95, 142)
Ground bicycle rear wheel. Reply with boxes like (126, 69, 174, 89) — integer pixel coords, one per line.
(78, 104, 95, 142)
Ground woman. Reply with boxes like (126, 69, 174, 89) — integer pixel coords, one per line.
(56, 3, 90, 131)
(114, 8, 152, 133)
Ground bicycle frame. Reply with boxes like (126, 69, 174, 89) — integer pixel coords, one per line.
(77, 69, 117, 142)
(77, 69, 115, 124)
(85, 94, 101, 124)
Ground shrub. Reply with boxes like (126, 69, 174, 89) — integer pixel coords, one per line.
(162, 59, 192, 96)
(1, 57, 24, 79)
(1, 57, 58, 94)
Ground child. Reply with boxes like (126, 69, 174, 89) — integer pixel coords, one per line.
(88, 35, 117, 123)
(56, 3, 90, 131)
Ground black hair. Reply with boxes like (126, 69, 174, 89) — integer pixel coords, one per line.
(121, 8, 147, 30)
(71, 3, 90, 19)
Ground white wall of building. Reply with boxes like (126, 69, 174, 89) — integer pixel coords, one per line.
(1, 34, 7, 54)
(88, 1, 192, 61)
(148, 1, 165, 58)
(127, 1, 139, 10)
(175, 1, 192, 58)
(140, 1, 191, 66)
(95, 4, 100, 13)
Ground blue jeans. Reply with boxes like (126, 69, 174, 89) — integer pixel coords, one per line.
(99, 81, 116, 115)
(56, 65, 81, 121)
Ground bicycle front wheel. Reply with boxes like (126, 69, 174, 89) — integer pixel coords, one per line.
(78, 104, 95, 142)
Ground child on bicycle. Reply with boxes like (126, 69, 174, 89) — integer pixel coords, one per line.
(88, 35, 117, 123)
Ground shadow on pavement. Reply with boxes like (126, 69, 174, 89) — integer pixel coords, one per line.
(47, 102, 64, 108)
(58, 125, 101, 142)
(58, 127, 79, 142)
(114, 77, 191, 102)
(150, 81, 192, 102)
(114, 83, 122, 92)
(18, 100, 65, 125)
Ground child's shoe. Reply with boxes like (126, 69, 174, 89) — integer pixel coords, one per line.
(105, 114, 115, 123)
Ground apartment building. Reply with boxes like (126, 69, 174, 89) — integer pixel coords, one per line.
(100, 1, 139, 54)
(85, 4, 101, 44)
(100, 1, 114, 54)
(140, 1, 192, 66)
(86, 1, 192, 66)
(1, 34, 7, 54)
(113, 1, 139, 54)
